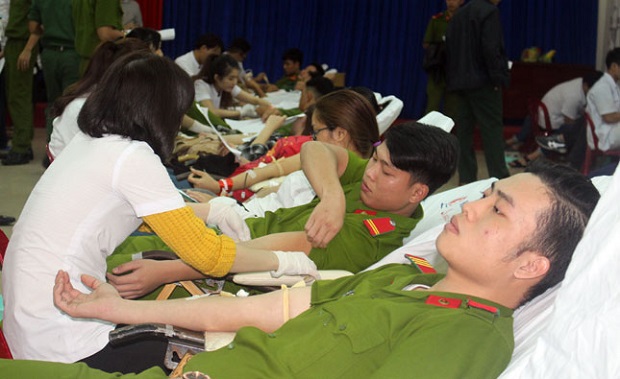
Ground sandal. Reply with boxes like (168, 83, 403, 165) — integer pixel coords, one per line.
(509, 156, 530, 168)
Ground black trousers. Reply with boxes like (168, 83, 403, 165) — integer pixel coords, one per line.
(78, 338, 170, 374)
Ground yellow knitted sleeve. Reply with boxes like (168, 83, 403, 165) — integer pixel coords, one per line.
(142, 206, 236, 278)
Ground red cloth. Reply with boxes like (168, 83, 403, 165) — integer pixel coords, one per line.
(229, 135, 312, 202)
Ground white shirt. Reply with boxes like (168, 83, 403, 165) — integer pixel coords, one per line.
(541, 77, 586, 130)
(194, 80, 242, 109)
(48, 97, 88, 159)
(1, 133, 185, 362)
(586, 72, 620, 151)
(175, 50, 201, 77)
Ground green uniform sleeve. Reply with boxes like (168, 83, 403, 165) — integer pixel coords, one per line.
(185, 102, 229, 130)
(339, 150, 368, 186)
(94, 0, 122, 30)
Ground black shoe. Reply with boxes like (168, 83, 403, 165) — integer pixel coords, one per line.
(0, 215, 16, 226)
(1, 148, 34, 165)
(42, 156, 51, 169)
(536, 135, 567, 154)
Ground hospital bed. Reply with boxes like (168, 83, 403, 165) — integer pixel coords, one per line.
(108, 168, 617, 377)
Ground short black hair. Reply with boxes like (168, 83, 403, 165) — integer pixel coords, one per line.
(384, 122, 459, 195)
(349, 86, 381, 115)
(78, 53, 194, 163)
(583, 70, 603, 88)
(126, 27, 162, 51)
(195, 33, 224, 51)
(282, 48, 303, 64)
(307, 62, 325, 78)
(306, 76, 334, 98)
(228, 37, 251, 54)
(605, 47, 620, 69)
(517, 159, 600, 306)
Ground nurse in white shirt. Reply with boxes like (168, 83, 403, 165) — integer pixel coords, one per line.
(1, 52, 317, 372)
(194, 54, 274, 120)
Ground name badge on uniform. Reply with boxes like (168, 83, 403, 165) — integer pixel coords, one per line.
(363, 217, 395, 237)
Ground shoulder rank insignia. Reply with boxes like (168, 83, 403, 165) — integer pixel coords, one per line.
(432, 12, 444, 19)
(405, 254, 437, 274)
(466, 299, 499, 315)
(363, 217, 395, 236)
(354, 209, 377, 216)
(426, 294, 462, 308)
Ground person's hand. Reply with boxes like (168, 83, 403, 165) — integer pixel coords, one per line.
(106, 259, 171, 299)
(53, 270, 122, 320)
(186, 189, 215, 203)
(188, 167, 220, 193)
(256, 105, 281, 121)
(304, 194, 345, 248)
(263, 114, 287, 133)
(17, 50, 32, 71)
(239, 103, 258, 118)
(270, 251, 320, 280)
(207, 197, 251, 241)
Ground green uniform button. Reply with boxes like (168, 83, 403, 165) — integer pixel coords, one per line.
(268, 333, 276, 338)
(227, 343, 235, 349)
(339, 324, 347, 331)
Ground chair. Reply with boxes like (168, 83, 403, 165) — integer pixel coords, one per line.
(581, 112, 620, 176)
(528, 99, 553, 138)
(0, 229, 13, 359)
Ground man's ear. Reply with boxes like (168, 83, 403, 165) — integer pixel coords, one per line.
(514, 252, 550, 280)
(408, 182, 429, 204)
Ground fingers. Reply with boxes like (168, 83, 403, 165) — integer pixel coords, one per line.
(80, 274, 103, 290)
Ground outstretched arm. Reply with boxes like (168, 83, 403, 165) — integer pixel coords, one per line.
(300, 142, 350, 248)
(55, 270, 312, 333)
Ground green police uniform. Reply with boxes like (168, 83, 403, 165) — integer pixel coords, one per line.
(29, 0, 80, 139)
(0, 264, 514, 378)
(422, 11, 457, 118)
(245, 150, 424, 273)
(108, 150, 423, 275)
(275, 73, 298, 91)
(72, 0, 123, 74)
(4, 0, 38, 155)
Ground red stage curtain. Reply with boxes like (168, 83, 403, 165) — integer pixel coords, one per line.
(136, 0, 163, 30)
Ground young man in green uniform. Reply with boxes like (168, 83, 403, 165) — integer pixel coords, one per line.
(1, 0, 38, 166)
(422, 0, 463, 117)
(104, 122, 459, 299)
(20, 0, 80, 142)
(0, 160, 599, 377)
(259, 47, 304, 92)
(72, 0, 123, 75)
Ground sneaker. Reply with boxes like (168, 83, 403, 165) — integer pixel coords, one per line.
(0, 215, 16, 226)
(536, 135, 567, 154)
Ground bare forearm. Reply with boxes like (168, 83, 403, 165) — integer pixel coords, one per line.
(602, 112, 620, 124)
(301, 142, 348, 199)
(103, 287, 310, 332)
(97, 26, 124, 42)
(230, 156, 300, 190)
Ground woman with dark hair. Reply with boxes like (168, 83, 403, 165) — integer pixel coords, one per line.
(1, 52, 317, 371)
(194, 54, 273, 119)
(187, 89, 381, 201)
(48, 37, 151, 159)
(126, 27, 163, 56)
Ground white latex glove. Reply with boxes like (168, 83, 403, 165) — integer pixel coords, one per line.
(207, 197, 251, 242)
(188, 119, 211, 134)
(239, 103, 258, 118)
(270, 251, 320, 280)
